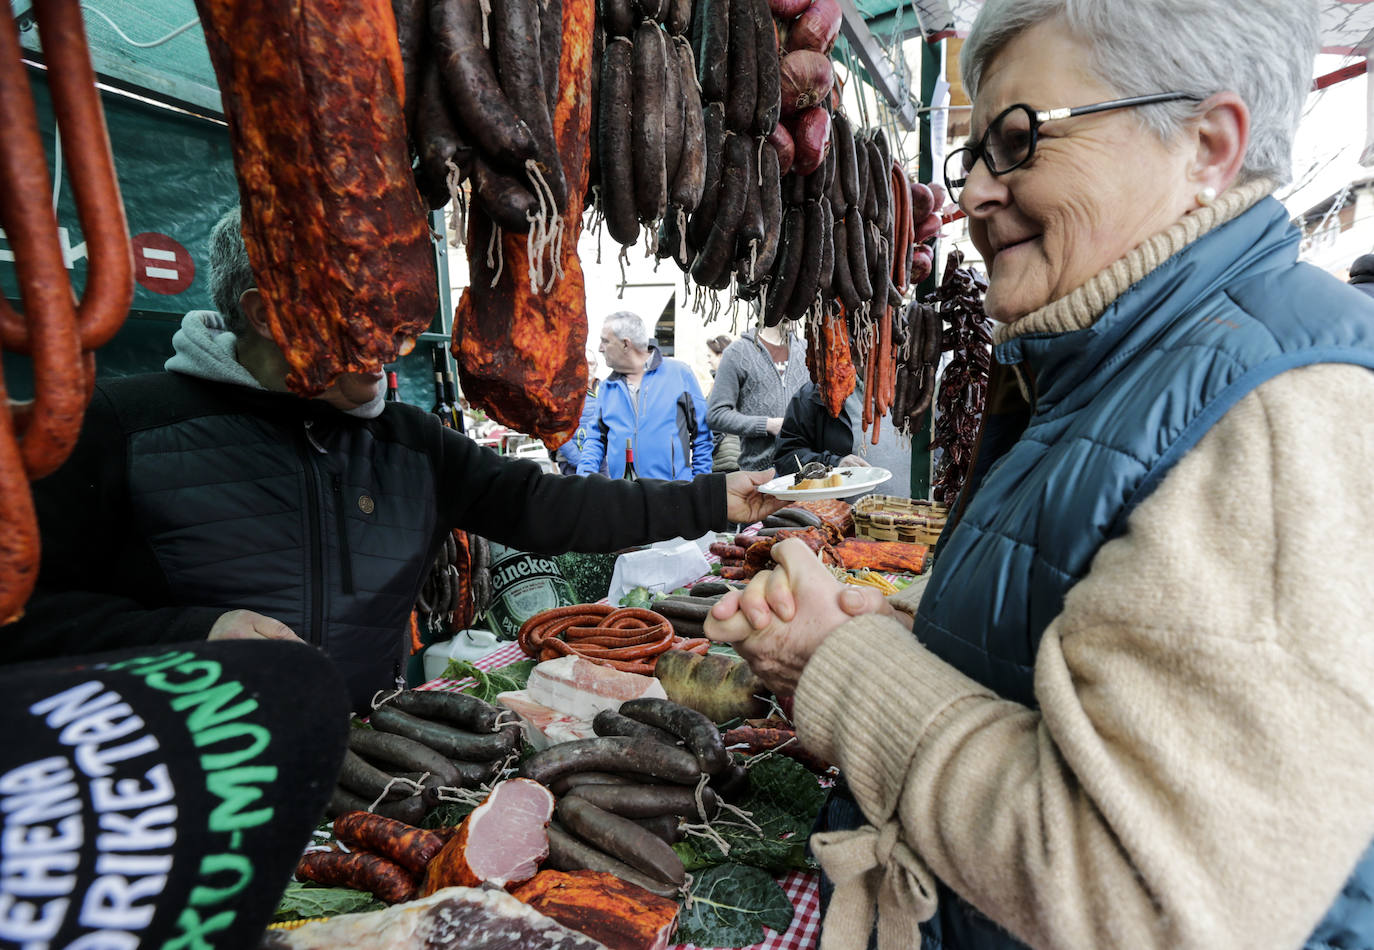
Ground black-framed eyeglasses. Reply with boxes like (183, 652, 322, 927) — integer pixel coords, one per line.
(943, 92, 1202, 203)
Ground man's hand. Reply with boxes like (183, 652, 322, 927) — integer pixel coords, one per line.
(725, 469, 788, 524)
(839, 454, 870, 468)
(765, 417, 784, 436)
(705, 539, 866, 695)
(208, 609, 305, 643)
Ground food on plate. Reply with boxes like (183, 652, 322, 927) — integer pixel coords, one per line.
(258, 884, 605, 949)
(652, 650, 768, 723)
(790, 460, 847, 490)
(513, 869, 681, 950)
(421, 778, 556, 894)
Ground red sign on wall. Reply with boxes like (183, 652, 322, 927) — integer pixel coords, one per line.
(130, 232, 196, 296)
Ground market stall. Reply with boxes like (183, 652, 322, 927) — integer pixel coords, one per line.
(0, 0, 957, 943)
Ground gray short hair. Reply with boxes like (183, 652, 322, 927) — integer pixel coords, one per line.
(603, 310, 649, 349)
(960, 0, 1317, 187)
(207, 205, 256, 336)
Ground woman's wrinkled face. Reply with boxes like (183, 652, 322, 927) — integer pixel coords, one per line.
(961, 20, 1198, 322)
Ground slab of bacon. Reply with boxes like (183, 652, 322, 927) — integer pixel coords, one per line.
(832, 538, 929, 575)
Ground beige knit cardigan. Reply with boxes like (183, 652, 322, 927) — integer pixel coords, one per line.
(794, 180, 1374, 950)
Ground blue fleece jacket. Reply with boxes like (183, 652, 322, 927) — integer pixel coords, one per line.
(577, 345, 712, 479)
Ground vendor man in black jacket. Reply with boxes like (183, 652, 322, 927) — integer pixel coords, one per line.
(6, 206, 784, 709)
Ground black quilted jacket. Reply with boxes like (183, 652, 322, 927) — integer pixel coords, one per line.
(6, 373, 726, 709)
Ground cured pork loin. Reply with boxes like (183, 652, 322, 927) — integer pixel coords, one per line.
(256, 885, 606, 949)
(194, 0, 435, 395)
(422, 778, 556, 893)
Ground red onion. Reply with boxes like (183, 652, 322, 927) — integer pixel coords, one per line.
(768, 0, 812, 20)
(915, 211, 942, 242)
(909, 244, 933, 284)
(787, 106, 831, 176)
(927, 182, 947, 212)
(768, 122, 796, 175)
(785, 0, 841, 54)
(909, 181, 934, 220)
(778, 49, 834, 116)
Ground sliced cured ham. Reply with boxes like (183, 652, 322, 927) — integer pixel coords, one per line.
(256, 885, 606, 949)
(421, 778, 556, 894)
(512, 870, 680, 950)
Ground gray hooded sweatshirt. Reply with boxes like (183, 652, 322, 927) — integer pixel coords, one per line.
(165, 310, 385, 419)
(706, 327, 810, 471)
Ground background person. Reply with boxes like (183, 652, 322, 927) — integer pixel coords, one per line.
(577, 311, 714, 479)
(5, 207, 783, 711)
(707, 1, 1374, 947)
(706, 323, 809, 473)
(1349, 252, 1374, 298)
(705, 334, 741, 473)
(774, 381, 870, 474)
(554, 352, 605, 475)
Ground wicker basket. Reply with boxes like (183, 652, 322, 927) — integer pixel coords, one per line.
(853, 495, 949, 545)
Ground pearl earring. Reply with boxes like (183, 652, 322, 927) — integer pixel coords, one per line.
(1196, 186, 1217, 208)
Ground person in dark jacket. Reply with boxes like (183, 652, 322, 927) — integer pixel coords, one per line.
(1349, 252, 1374, 298)
(773, 382, 871, 475)
(3, 206, 783, 710)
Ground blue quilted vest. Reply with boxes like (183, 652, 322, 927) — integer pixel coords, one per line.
(910, 197, 1374, 949)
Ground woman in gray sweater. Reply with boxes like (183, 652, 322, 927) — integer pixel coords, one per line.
(706, 325, 810, 472)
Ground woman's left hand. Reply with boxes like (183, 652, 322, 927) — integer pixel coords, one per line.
(705, 538, 884, 695)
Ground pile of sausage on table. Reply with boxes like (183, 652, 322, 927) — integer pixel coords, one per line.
(269, 643, 781, 949)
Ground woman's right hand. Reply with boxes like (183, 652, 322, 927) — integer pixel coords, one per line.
(706, 539, 890, 694)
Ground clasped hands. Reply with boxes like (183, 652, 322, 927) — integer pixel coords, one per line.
(703, 538, 898, 696)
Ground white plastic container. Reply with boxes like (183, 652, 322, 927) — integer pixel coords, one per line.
(423, 628, 500, 681)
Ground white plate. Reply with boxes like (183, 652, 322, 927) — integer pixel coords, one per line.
(759, 466, 892, 500)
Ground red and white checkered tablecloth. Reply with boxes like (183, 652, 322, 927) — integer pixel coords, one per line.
(423, 641, 823, 950)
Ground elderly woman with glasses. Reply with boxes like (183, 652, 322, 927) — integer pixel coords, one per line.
(705, 1, 1374, 948)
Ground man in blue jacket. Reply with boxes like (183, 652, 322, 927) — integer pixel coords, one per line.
(578, 311, 714, 479)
